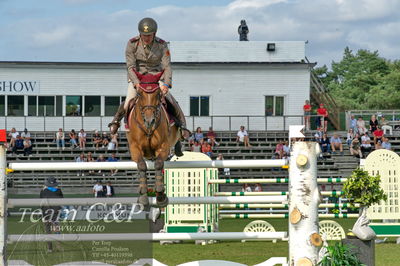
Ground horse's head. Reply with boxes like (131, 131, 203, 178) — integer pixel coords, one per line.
(137, 87, 162, 130)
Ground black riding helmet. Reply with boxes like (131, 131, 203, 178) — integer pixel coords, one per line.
(138, 17, 158, 35)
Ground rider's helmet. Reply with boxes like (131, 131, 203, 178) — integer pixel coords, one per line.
(138, 17, 158, 35)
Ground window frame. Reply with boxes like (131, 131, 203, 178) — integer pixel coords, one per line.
(265, 95, 285, 117)
(189, 95, 210, 117)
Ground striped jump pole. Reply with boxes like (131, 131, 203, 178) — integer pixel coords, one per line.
(220, 213, 359, 219)
(8, 231, 287, 242)
(219, 203, 360, 209)
(8, 159, 288, 171)
(214, 191, 344, 197)
(209, 177, 348, 184)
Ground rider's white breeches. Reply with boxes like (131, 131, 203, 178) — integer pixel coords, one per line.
(124, 82, 137, 110)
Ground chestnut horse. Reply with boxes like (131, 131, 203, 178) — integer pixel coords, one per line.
(126, 73, 180, 207)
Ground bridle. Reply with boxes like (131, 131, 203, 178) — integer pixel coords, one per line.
(134, 88, 163, 138)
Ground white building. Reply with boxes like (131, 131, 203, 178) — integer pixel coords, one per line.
(0, 41, 311, 132)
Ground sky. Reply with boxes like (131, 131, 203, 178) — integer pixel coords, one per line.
(0, 0, 399, 67)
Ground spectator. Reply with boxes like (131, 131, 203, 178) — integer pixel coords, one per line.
(109, 133, 118, 150)
(191, 140, 201, 152)
(55, 128, 65, 150)
(102, 132, 110, 148)
(206, 127, 219, 147)
(23, 136, 33, 156)
(236, 126, 251, 148)
(12, 135, 24, 155)
(69, 129, 78, 149)
(373, 126, 384, 148)
(76, 153, 86, 176)
(93, 180, 104, 198)
(320, 134, 331, 154)
(379, 116, 392, 135)
(87, 152, 95, 175)
(350, 138, 362, 158)
(40, 177, 63, 252)
(316, 103, 328, 132)
(346, 128, 355, 147)
(93, 130, 102, 150)
(361, 132, 372, 157)
(106, 181, 115, 197)
(254, 183, 262, 192)
(96, 154, 106, 176)
(194, 127, 204, 142)
(283, 141, 290, 159)
(356, 117, 367, 136)
(274, 140, 284, 159)
(201, 139, 213, 157)
(303, 100, 312, 130)
(381, 137, 392, 150)
(107, 153, 119, 176)
(78, 129, 87, 150)
(8, 127, 19, 150)
(369, 115, 378, 134)
(21, 128, 31, 140)
(242, 183, 252, 192)
(349, 115, 357, 133)
(314, 127, 323, 144)
(216, 153, 230, 176)
(330, 133, 343, 155)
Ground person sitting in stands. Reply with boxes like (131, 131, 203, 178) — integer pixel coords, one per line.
(216, 153, 230, 176)
(349, 115, 357, 133)
(8, 127, 19, 150)
(254, 183, 262, 192)
(23, 136, 33, 156)
(92, 130, 102, 150)
(102, 132, 110, 148)
(361, 132, 372, 157)
(330, 133, 343, 155)
(56, 128, 65, 150)
(69, 129, 78, 149)
(314, 127, 323, 144)
(76, 153, 86, 176)
(194, 127, 204, 142)
(379, 116, 392, 135)
(242, 183, 252, 192)
(109, 133, 118, 150)
(369, 115, 378, 134)
(320, 134, 331, 154)
(236, 126, 251, 147)
(96, 154, 106, 176)
(12, 135, 24, 155)
(191, 140, 201, 152)
(201, 139, 213, 157)
(346, 128, 355, 147)
(373, 125, 384, 149)
(93, 180, 104, 198)
(274, 140, 284, 159)
(356, 117, 367, 135)
(381, 137, 392, 150)
(350, 137, 362, 158)
(107, 153, 119, 176)
(206, 126, 219, 147)
(106, 181, 115, 197)
(283, 141, 290, 159)
(78, 129, 86, 150)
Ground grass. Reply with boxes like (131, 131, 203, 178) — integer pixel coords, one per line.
(6, 215, 400, 266)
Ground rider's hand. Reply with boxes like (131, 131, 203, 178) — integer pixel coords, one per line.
(160, 85, 169, 94)
(134, 83, 143, 90)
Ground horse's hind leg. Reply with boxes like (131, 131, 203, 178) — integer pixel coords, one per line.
(154, 156, 168, 207)
(137, 158, 149, 206)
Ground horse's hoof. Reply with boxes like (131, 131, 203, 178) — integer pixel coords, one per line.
(138, 195, 149, 206)
(156, 194, 169, 208)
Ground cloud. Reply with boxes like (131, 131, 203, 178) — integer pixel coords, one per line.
(33, 26, 75, 47)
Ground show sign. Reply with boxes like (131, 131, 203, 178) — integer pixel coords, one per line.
(0, 80, 40, 95)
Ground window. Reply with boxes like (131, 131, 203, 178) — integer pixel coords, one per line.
(190, 96, 209, 116)
(85, 96, 101, 116)
(66, 96, 82, 116)
(0, 96, 5, 116)
(39, 96, 55, 116)
(105, 96, 121, 116)
(28, 96, 37, 116)
(265, 96, 284, 116)
(56, 96, 62, 116)
(7, 96, 24, 116)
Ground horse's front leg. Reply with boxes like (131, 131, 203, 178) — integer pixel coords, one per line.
(154, 149, 169, 207)
(133, 152, 149, 206)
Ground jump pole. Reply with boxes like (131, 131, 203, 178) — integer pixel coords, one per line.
(0, 135, 7, 266)
(209, 177, 347, 184)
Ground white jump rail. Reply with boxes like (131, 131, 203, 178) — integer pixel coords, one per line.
(8, 159, 287, 171)
(7, 196, 288, 207)
(8, 232, 287, 242)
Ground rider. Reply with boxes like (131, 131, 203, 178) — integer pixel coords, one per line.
(108, 17, 190, 156)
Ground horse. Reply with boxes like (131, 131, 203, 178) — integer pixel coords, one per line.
(126, 72, 180, 207)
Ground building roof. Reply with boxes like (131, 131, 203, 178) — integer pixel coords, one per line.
(169, 41, 305, 63)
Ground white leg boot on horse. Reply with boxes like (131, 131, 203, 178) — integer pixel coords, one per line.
(164, 93, 191, 157)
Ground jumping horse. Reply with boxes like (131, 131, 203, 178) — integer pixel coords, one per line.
(126, 72, 180, 207)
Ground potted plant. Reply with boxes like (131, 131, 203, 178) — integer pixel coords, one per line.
(342, 168, 387, 240)
(318, 242, 364, 266)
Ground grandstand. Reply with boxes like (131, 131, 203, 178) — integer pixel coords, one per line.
(7, 129, 398, 194)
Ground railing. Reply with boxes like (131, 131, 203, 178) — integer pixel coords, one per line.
(0, 115, 323, 132)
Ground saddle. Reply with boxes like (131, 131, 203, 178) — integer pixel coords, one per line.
(125, 71, 175, 130)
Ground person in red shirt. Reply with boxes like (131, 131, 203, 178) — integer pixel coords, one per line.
(373, 125, 384, 149)
(201, 139, 213, 157)
(303, 100, 312, 130)
(317, 103, 328, 132)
